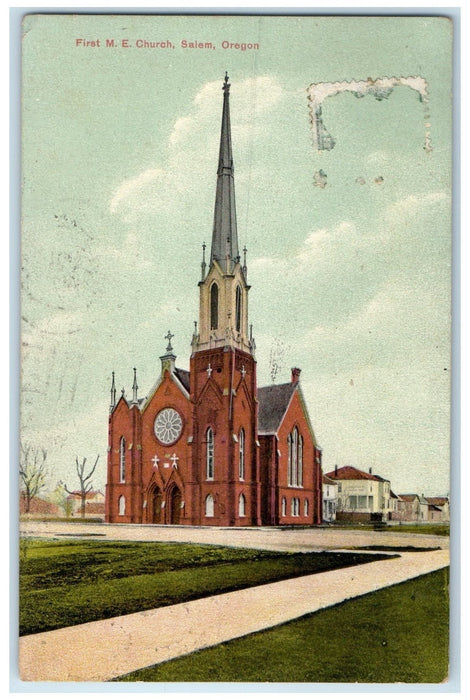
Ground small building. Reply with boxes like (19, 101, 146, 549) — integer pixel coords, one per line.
(325, 465, 392, 522)
(19, 494, 60, 517)
(67, 490, 105, 518)
(426, 496, 450, 523)
(322, 474, 337, 522)
(398, 494, 429, 522)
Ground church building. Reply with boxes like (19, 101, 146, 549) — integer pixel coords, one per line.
(105, 75, 323, 526)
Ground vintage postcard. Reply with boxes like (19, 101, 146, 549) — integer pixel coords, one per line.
(18, 13, 453, 686)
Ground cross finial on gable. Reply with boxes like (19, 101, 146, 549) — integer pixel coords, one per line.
(165, 330, 174, 353)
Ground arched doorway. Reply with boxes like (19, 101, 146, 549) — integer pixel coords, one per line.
(149, 487, 163, 524)
(168, 484, 182, 524)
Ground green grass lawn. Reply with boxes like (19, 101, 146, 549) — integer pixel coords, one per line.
(118, 567, 449, 684)
(19, 539, 391, 636)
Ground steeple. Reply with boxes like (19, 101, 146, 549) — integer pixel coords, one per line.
(211, 72, 239, 273)
(194, 75, 253, 356)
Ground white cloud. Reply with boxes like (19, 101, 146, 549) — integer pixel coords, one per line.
(109, 76, 285, 220)
(109, 168, 165, 214)
(251, 220, 358, 273)
(384, 191, 448, 222)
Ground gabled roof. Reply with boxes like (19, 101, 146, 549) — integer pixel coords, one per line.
(174, 367, 190, 393)
(398, 494, 420, 502)
(390, 490, 399, 499)
(426, 496, 449, 506)
(322, 474, 337, 485)
(140, 364, 190, 412)
(257, 382, 296, 434)
(325, 465, 388, 482)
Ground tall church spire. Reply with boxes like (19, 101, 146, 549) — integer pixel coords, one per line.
(195, 75, 252, 356)
(211, 72, 239, 273)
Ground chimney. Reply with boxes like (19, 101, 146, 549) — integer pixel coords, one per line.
(335, 464, 338, 476)
(369, 467, 372, 474)
(291, 367, 301, 384)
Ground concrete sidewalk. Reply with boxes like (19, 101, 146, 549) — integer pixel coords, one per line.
(19, 519, 450, 553)
(19, 548, 449, 682)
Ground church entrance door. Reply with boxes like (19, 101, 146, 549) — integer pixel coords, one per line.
(150, 488, 163, 524)
(168, 485, 182, 524)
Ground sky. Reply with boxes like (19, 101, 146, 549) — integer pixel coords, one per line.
(20, 14, 452, 497)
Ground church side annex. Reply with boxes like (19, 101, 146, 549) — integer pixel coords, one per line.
(105, 74, 323, 526)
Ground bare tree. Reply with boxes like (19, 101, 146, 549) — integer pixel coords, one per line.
(19, 442, 48, 513)
(65, 456, 99, 518)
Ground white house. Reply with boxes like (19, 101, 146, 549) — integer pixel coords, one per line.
(325, 465, 393, 522)
(322, 474, 337, 522)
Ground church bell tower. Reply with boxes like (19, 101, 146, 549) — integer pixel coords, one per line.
(189, 74, 260, 526)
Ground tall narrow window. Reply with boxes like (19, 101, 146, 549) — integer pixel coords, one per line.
(206, 427, 214, 479)
(119, 437, 126, 483)
(304, 498, 309, 516)
(287, 428, 303, 487)
(235, 285, 242, 333)
(210, 283, 218, 330)
(118, 495, 125, 516)
(205, 494, 214, 517)
(292, 428, 298, 487)
(291, 497, 299, 516)
(239, 428, 245, 480)
(281, 497, 286, 517)
(287, 434, 292, 486)
(238, 493, 246, 517)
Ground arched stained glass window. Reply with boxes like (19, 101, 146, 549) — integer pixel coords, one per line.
(206, 428, 214, 480)
(210, 283, 218, 330)
(287, 433, 292, 486)
(291, 497, 300, 516)
(205, 493, 214, 517)
(118, 495, 125, 516)
(239, 428, 245, 480)
(287, 428, 303, 487)
(235, 285, 242, 333)
(238, 493, 246, 517)
(119, 437, 126, 483)
(292, 428, 298, 487)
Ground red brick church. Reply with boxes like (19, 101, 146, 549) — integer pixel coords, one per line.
(105, 75, 323, 526)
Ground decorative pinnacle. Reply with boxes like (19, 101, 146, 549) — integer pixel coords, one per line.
(201, 241, 207, 280)
(165, 330, 174, 353)
(223, 71, 230, 92)
(110, 371, 116, 412)
(132, 367, 138, 404)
